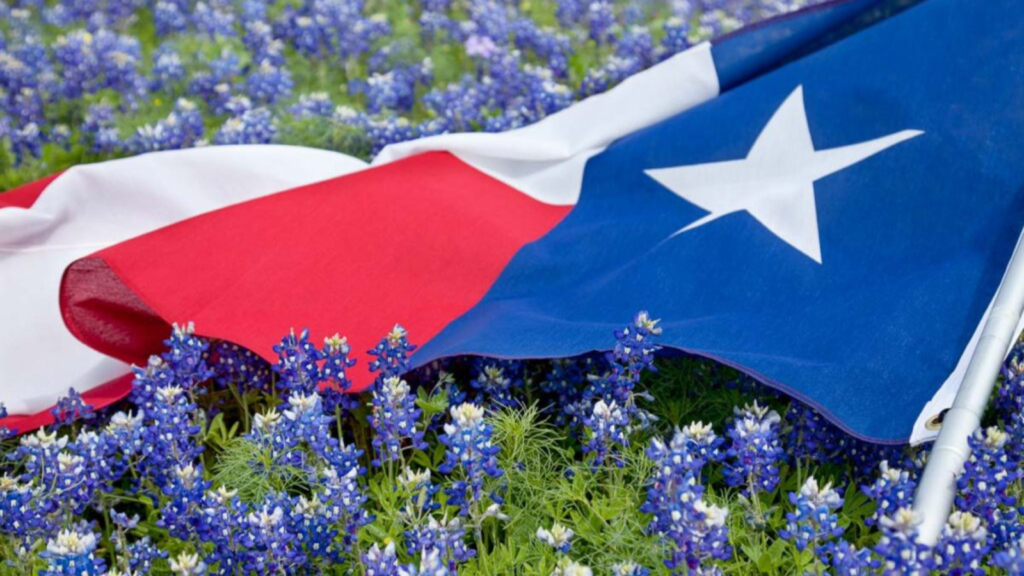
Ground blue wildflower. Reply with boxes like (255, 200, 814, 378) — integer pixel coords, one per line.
(369, 376, 427, 466)
(927, 511, 990, 576)
(723, 401, 783, 496)
(51, 388, 95, 426)
(368, 324, 417, 379)
(214, 107, 276, 145)
(537, 522, 574, 554)
(440, 402, 504, 517)
(40, 526, 106, 576)
(273, 328, 323, 395)
(862, 460, 916, 527)
(994, 536, 1024, 575)
(582, 399, 629, 468)
(364, 542, 401, 576)
(874, 507, 930, 576)
(780, 477, 845, 555)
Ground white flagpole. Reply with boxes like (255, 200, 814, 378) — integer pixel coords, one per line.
(913, 229, 1024, 544)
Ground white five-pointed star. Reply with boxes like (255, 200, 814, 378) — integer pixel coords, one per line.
(645, 85, 922, 263)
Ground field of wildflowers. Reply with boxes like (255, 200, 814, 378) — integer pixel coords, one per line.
(2, 0, 1024, 574)
(1, 312, 1023, 575)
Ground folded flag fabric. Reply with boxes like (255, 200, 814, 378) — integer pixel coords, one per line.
(4, 0, 1023, 444)
(0, 146, 368, 431)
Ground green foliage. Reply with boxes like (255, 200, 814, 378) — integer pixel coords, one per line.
(211, 437, 310, 502)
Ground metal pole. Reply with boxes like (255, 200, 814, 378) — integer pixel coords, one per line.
(913, 230, 1024, 544)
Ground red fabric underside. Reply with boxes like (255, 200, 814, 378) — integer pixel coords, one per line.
(61, 151, 571, 395)
(0, 374, 134, 433)
(0, 172, 63, 208)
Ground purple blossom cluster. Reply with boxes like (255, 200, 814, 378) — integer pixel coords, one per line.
(4, 309, 1024, 575)
(642, 423, 730, 575)
(1, 0, 825, 174)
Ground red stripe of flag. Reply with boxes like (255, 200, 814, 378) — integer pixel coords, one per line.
(61, 151, 572, 394)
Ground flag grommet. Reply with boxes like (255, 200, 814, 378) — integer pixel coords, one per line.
(925, 410, 949, 431)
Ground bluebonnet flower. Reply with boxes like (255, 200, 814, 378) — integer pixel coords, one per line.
(316, 457, 371, 551)
(369, 376, 427, 466)
(643, 428, 731, 574)
(648, 422, 723, 484)
(511, 19, 571, 77)
(586, 1, 616, 44)
(826, 540, 880, 575)
(440, 402, 504, 517)
(862, 460, 916, 527)
(369, 324, 417, 378)
(7, 121, 44, 164)
(406, 515, 475, 571)
(51, 388, 95, 426)
(214, 107, 276, 145)
(138, 384, 203, 487)
(364, 542, 401, 576)
(579, 311, 661, 433)
(398, 467, 440, 520)
(551, 559, 595, 576)
(874, 507, 930, 576)
(784, 401, 845, 463)
(537, 522, 574, 553)
(540, 358, 589, 424)
(723, 401, 783, 496)
(927, 511, 990, 576)
(154, 1, 188, 36)
(240, 494, 308, 574)
(70, 429, 122, 493)
(40, 526, 106, 576)
(245, 60, 293, 104)
(169, 551, 207, 576)
(332, 104, 369, 130)
(242, 21, 281, 64)
(0, 403, 11, 439)
(51, 123, 72, 150)
(273, 328, 323, 395)
(578, 55, 641, 98)
(469, 359, 522, 407)
(612, 561, 651, 576)
(366, 116, 418, 154)
(158, 463, 210, 540)
(321, 333, 360, 414)
(616, 26, 655, 66)
(289, 92, 335, 118)
(399, 548, 450, 576)
(465, 35, 500, 59)
(81, 103, 121, 153)
(955, 426, 1021, 542)
(422, 76, 492, 131)
(582, 399, 629, 468)
(52, 30, 99, 100)
(555, 0, 586, 26)
(193, 2, 236, 38)
(359, 69, 419, 114)
(103, 411, 145, 459)
(110, 509, 166, 574)
(126, 100, 205, 152)
(994, 536, 1024, 575)
(213, 341, 273, 393)
(997, 350, 1024, 416)
(419, 11, 459, 42)
(94, 30, 146, 102)
(161, 321, 215, 390)
(844, 436, 913, 481)
(780, 477, 844, 554)
(665, 494, 730, 575)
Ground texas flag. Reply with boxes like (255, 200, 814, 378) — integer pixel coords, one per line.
(2, 0, 1022, 444)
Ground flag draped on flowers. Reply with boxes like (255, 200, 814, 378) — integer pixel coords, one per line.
(3, 0, 1024, 444)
